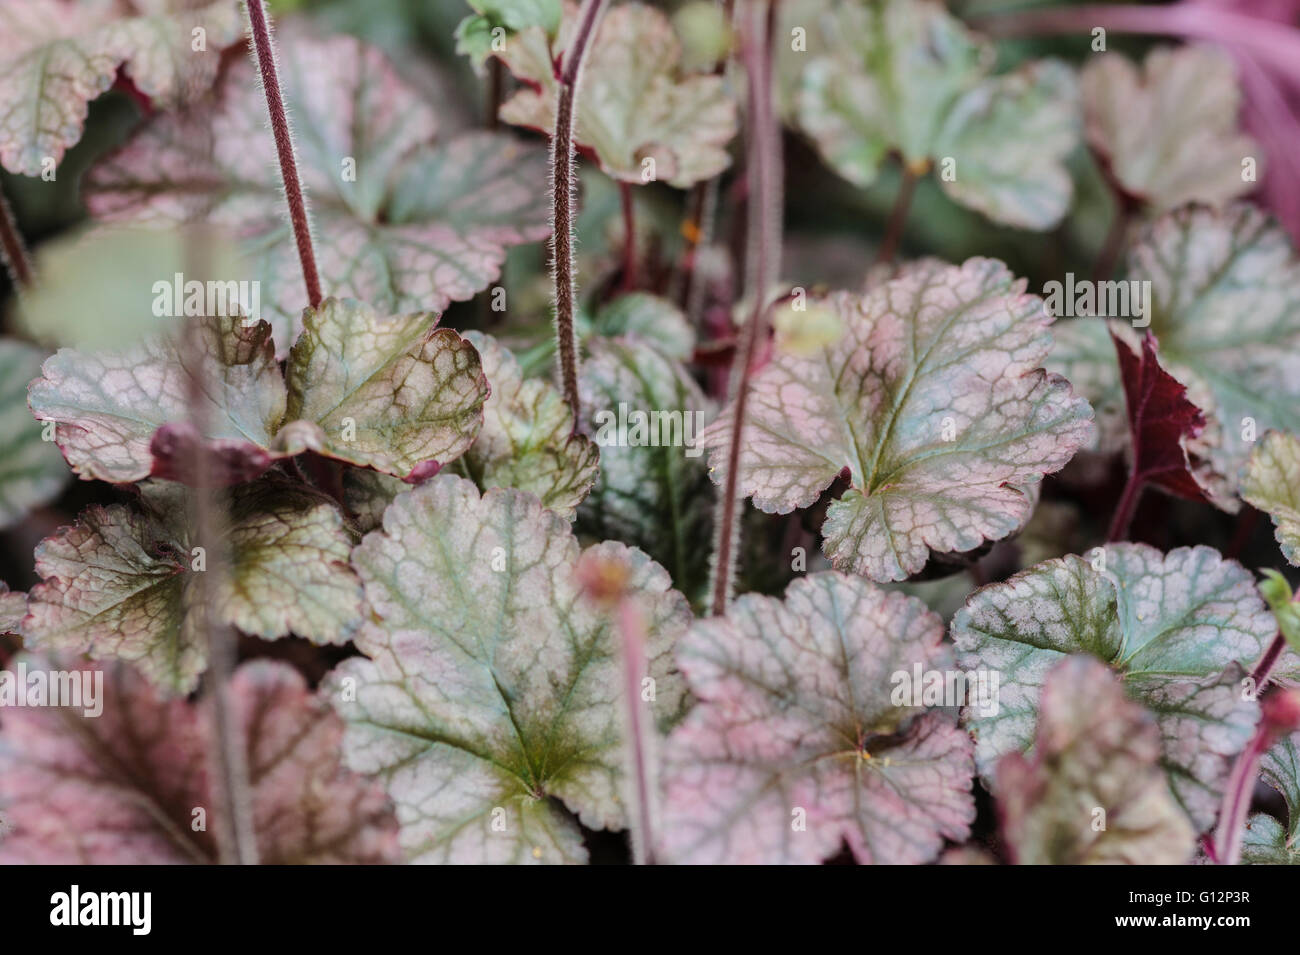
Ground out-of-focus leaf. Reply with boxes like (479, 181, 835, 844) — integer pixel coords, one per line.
(22, 480, 363, 695)
(1081, 47, 1261, 211)
(455, 331, 598, 518)
(455, 0, 562, 68)
(578, 337, 713, 603)
(0, 0, 243, 176)
(0, 658, 399, 863)
(796, 0, 1079, 230)
(327, 475, 691, 863)
(997, 655, 1196, 864)
(659, 572, 975, 864)
(286, 299, 487, 479)
(30, 301, 487, 484)
(1049, 204, 1300, 475)
(1114, 330, 1230, 509)
(672, 1, 733, 73)
(0, 340, 67, 529)
(952, 544, 1271, 829)
(496, 1, 738, 188)
(0, 582, 24, 634)
(697, 258, 1093, 582)
(1243, 432, 1300, 566)
(86, 30, 551, 352)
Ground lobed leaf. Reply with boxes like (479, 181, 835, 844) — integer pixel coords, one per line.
(1242, 431, 1300, 566)
(0, 581, 25, 634)
(659, 572, 974, 864)
(496, 1, 738, 189)
(1081, 46, 1261, 211)
(85, 30, 550, 352)
(22, 479, 363, 695)
(697, 258, 1093, 582)
(795, 0, 1079, 230)
(0, 339, 68, 529)
(0, 657, 399, 863)
(455, 0, 562, 68)
(952, 544, 1271, 829)
(0, 0, 243, 176)
(996, 655, 1195, 864)
(327, 475, 691, 863)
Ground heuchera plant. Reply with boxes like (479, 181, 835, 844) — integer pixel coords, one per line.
(2, 0, 1300, 868)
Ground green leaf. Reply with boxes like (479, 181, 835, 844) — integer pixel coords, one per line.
(327, 475, 692, 863)
(1241, 813, 1300, 864)
(996, 655, 1195, 864)
(85, 30, 551, 353)
(697, 258, 1093, 582)
(1049, 204, 1300, 474)
(286, 299, 488, 478)
(22, 479, 364, 695)
(1258, 569, 1300, 655)
(952, 544, 1272, 829)
(1243, 432, 1300, 567)
(455, 331, 598, 518)
(455, 0, 562, 68)
(0, 339, 67, 529)
(577, 337, 714, 604)
(496, 1, 739, 188)
(1081, 47, 1261, 211)
(796, 0, 1079, 230)
(0, 0, 243, 175)
(659, 572, 975, 864)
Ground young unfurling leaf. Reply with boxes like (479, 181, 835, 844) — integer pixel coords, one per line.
(697, 258, 1093, 582)
(327, 475, 691, 864)
(86, 31, 551, 352)
(0, 658, 399, 864)
(659, 572, 975, 864)
(30, 301, 487, 485)
(22, 480, 363, 695)
(495, 1, 739, 188)
(796, 0, 1079, 230)
(953, 544, 1273, 829)
(1082, 47, 1262, 211)
(0, 0, 243, 176)
(997, 655, 1195, 864)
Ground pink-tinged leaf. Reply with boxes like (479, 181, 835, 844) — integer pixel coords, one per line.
(1114, 330, 1227, 506)
(22, 479, 363, 695)
(0, 581, 24, 634)
(286, 300, 488, 479)
(85, 30, 551, 353)
(1242, 430, 1300, 565)
(1082, 47, 1262, 211)
(496, 1, 738, 189)
(326, 475, 691, 864)
(659, 573, 975, 864)
(696, 258, 1093, 582)
(0, 0, 243, 176)
(997, 655, 1196, 864)
(953, 544, 1271, 830)
(0, 658, 399, 864)
(28, 316, 287, 485)
(0, 339, 68, 528)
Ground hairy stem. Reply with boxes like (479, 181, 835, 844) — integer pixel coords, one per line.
(617, 600, 656, 864)
(1251, 630, 1288, 689)
(550, 0, 609, 421)
(0, 182, 33, 290)
(486, 56, 504, 129)
(245, 0, 322, 309)
(1107, 465, 1144, 542)
(709, 0, 781, 616)
(1211, 718, 1270, 865)
(620, 181, 637, 291)
(875, 162, 919, 266)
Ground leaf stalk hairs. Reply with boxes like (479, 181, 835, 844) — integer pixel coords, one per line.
(550, 0, 611, 421)
(0, 183, 32, 290)
(709, 0, 781, 616)
(244, 0, 322, 310)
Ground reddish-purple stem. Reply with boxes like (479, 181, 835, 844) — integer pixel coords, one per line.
(245, 0, 322, 309)
(710, 0, 781, 616)
(550, 0, 609, 421)
(875, 163, 919, 266)
(0, 184, 33, 290)
(1107, 464, 1145, 542)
